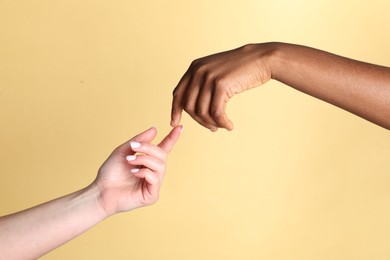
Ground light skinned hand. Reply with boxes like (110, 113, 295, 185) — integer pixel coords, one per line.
(95, 125, 183, 216)
(171, 44, 274, 131)
(0, 126, 182, 259)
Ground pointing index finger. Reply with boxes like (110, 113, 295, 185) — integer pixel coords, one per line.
(171, 72, 191, 127)
(158, 125, 183, 153)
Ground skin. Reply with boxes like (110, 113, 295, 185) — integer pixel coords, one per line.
(0, 125, 182, 260)
(171, 42, 390, 131)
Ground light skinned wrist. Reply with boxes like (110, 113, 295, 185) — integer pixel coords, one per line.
(80, 183, 113, 220)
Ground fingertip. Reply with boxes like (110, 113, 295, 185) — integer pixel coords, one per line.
(130, 168, 140, 173)
(210, 126, 218, 132)
(158, 125, 182, 152)
(217, 116, 234, 131)
(226, 121, 234, 131)
(172, 124, 184, 138)
(175, 124, 184, 134)
(214, 119, 233, 131)
(170, 124, 183, 135)
(171, 113, 182, 128)
(149, 126, 157, 133)
(175, 125, 184, 138)
(146, 126, 158, 138)
(171, 119, 180, 128)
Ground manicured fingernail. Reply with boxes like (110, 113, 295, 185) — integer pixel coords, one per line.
(126, 155, 136, 161)
(130, 141, 141, 149)
(131, 168, 140, 173)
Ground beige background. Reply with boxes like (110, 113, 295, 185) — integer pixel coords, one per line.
(1, 0, 390, 259)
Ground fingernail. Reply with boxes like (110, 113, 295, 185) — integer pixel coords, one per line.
(130, 141, 141, 149)
(131, 168, 140, 173)
(180, 125, 184, 133)
(126, 155, 137, 161)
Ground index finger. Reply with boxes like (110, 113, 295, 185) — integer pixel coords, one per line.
(171, 73, 190, 127)
(158, 125, 183, 153)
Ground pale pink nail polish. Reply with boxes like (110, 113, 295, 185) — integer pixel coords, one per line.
(130, 141, 141, 149)
(126, 155, 136, 161)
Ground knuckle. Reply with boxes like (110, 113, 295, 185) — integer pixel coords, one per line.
(142, 194, 159, 206)
(241, 43, 255, 51)
(172, 87, 179, 97)
(214, 77, 235, 99)
(190, 60, 209, 75)
(203, 70, 216, 83)
(158, 160, 166, 171)
(150, 194, 160, 205)
(214, 76, 228, 89)
(190, 58, 201, 68)
(113, 146, 121, 154)
(195, 107, 207, 117)
(196, 63, 208, 74)
(210, 109, 224, 120)
(183, 103, 195, 114)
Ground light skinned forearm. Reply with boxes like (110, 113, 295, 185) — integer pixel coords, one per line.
(0, 184, 108, 260)
(264, 42, 390, 129)
(0, 126, 182, 259)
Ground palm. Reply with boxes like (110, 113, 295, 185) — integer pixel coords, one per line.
(96, 151, 155, 215)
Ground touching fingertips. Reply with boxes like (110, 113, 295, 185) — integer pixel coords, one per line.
(171, 117, 179, 127)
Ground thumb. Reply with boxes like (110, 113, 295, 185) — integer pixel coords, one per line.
(131, 127, 158, 143)
(116, 127, 158, 154)
(158, 125, 183, 153)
